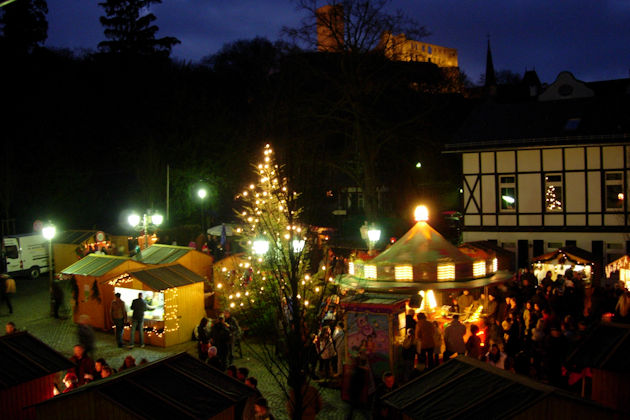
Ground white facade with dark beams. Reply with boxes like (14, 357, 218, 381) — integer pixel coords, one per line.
(446, 71, 630, 270)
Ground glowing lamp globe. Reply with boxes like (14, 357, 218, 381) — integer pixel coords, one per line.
(151, 214, 163, 226)
(414, 205, 429, 222)
(367, 228, 381, 243)
(42, 225, 56, 240)
(292, 239, 305, 253)
(253, 239, 269, 256)
(197, 188, 207, 199)
(128, 214, 141, 227)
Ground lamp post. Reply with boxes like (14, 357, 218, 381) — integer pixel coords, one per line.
(42, 222, 56, 316)
(128, 211, 163, 250)
(197, 187, 208, 240)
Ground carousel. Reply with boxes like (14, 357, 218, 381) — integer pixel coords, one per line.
(336, 206, 514, 380)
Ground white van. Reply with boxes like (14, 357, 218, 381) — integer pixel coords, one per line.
(3, 234, 50, 279)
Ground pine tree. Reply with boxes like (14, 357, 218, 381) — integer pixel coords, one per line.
(216, 144, 334, 419)
(98, 0, 179, 57)
(0, 0, 48, 54)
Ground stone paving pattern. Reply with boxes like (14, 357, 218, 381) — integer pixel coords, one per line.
(1, 277, 371, 419)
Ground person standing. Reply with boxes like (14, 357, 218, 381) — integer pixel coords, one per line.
(224, 310, 241, 363)
(129, 292, 147, 348)
(210, 315, 231, 369)
(443, 314, 466, 360)
(51, 280, 64, 319)
(415, 313, 435, 369)
(110, 293, 127, 348)
(0, 274, 13, 315)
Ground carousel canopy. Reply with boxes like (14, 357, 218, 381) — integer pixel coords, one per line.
(61, 254, 132, 277)
(372, 221, 473, 265)
(532, 246, 595, 265)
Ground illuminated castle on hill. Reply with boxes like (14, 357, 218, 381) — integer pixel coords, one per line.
(316, 4, 458, 68)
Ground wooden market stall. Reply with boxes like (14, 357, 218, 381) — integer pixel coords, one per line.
(60, 255, 146, 330)
(132, 244, 214, 281)
(565, 322, 630, 415)
(53, 230, 129, 276)
(381, 357, 623, 420)
(606, 255, 630, 288)
(0, 332, 74, 420)
(531, 246, 598, 285)
(107, 264, 206, 347)
(33, 353, 256, 420)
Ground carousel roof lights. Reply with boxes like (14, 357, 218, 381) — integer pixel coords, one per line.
(414, 205, 429, 222)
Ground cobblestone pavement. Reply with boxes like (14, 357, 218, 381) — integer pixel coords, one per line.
(2, 276, 369, 419)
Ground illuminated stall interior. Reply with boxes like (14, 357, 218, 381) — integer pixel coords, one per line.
(532, 246, 595, 284)
(606, 255, 630, 289)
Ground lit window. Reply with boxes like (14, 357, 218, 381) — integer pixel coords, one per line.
(492, 258, 498, 273)
(395, 265, 413, 281)
(364, 265, 377, 279)
(437, 263, 455, 281)
(545, 174, 563, 211)
(348, 262, 355, 276)
(605, 172, 624, 210)
(499, 176, 516, 211)
(473, 261, 486, 277)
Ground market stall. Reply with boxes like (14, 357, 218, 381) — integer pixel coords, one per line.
(532, 246, 597, 284)
(107, 264, 206, 347)
(53, 230, 129, 275)
(60, 255, 146, 330)
(606, 255, 630, 289)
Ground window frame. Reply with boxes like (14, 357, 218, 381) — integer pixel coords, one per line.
(499, 175, 517, 212)
(544, 173, 564, 212)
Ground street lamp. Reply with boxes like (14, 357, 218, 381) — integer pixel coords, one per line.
(360, 221, 381, 254)
(253, 239, 269, 256)
(128, 211, 163, 250)
(197, 187, 208, 240)
(42, 222, 56, 316)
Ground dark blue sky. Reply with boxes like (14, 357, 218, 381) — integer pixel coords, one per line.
(46, 0, 630, 84)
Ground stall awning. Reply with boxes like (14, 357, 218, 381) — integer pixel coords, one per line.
(127, 264, 205, 291)
(0, 332, 74, 389)
(606, 255, 630, 277)
(61, 254, 131, 277)
(132, 244, 195, 264)
(337, 270, 514, 292)
(382, 357, 616, 419)
(532, 246, 595, 265)
(566, 322, 630, 372)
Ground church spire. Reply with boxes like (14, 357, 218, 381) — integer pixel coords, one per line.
(485, 37, 497, 88)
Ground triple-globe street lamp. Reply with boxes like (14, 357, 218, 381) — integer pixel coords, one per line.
(128, 212, 163, 250)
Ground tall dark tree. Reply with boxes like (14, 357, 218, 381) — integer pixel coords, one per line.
(98, 0, 179, 57)
(0, 0, 48, 54)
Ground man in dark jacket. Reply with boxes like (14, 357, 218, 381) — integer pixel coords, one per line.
(110, 293, 127, 348)
(210, 315, 231, 369)
(129, 292, 147, 348)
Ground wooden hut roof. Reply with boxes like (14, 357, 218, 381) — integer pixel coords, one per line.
(382, 356, 617, 419)
(60, 254, 133, 277)
(34, 353, 255, 419)
(532, 246, 596, 265)
(372, 221, 473, 265)
(0, 332, 74, 389)
(53, 230, 106, 244)
(127, 264, 205, 291)
(132, 244, 199, 265)
(566, 322, 630, 372)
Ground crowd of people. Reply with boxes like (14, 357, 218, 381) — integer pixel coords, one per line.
(399, 267, 630, 393)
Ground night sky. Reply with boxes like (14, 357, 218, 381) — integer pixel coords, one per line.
(46, 0, 630, 84)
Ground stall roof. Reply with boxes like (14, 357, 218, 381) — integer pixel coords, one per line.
(132, 244, 196, 264)
(566, 322, 630, 372)
(127, 264, 205, 290)
(61, 254, 133, 277)
(532, 246, 596, 265)
(0, 332, 74, 389)
(371, 221, 473, 266)
(382, 356, 614, 420)
(34, 353, 255, 419)
(54, 230, 104, 244)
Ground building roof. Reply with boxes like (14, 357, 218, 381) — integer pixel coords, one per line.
(0, 332, 74, 389)
(445, 73, 630, 152)
(127, 264, 205, 291)
(53, 230, 105, 245)
(372, 221, 473, 266)
(566, 322, 630, 372)
(382, 356, 613, 420)
(35, 353, 255, 419)
(61, 254, 133, 277)
(132, 244, 196, 265)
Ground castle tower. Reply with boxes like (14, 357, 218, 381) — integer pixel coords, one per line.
(316, 4, 344, 52)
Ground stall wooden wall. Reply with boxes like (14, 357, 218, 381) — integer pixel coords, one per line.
(165, 282, 206, 346)
(1, 374, 58, 420)
(53, 244, 82, 276)
(592, 369, 630, 414)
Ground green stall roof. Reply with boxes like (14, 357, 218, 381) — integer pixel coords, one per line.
(61, 254, 132, 277)
(132, 244, 195, 265)
(127, 264, 205, 291)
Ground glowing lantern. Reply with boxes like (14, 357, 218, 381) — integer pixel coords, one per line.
(414, 205, 429, 222)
